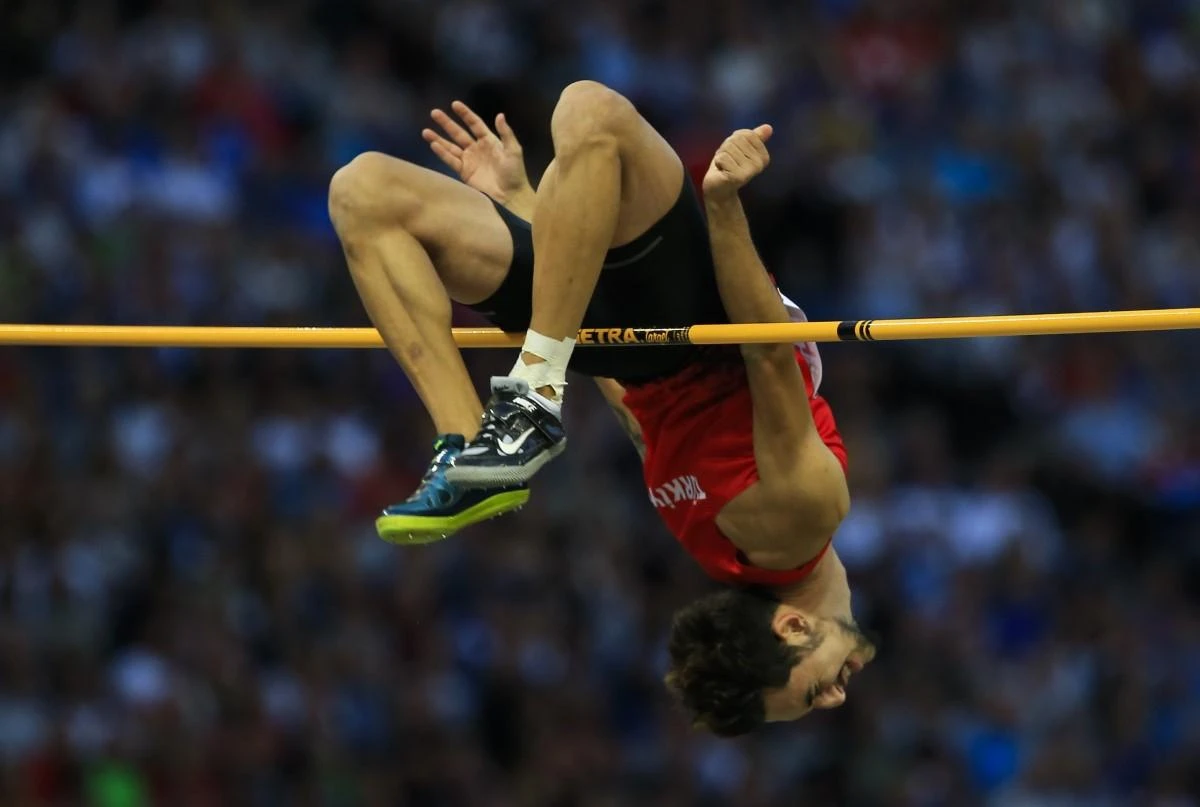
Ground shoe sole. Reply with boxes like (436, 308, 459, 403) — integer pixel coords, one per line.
(375, 488, 531, 545)
(442, 439, 567, 488)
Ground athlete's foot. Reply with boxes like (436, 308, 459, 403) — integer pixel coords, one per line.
(442, 377, 566, 487)
(375, 434, 530, 545)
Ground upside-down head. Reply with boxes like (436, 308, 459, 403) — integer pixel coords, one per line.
(665, 587, 876, 736)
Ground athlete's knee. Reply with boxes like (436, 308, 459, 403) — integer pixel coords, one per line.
(328, 151, 384, 235)
(551, 80, 637, 155)
(328, 151, 419, 237)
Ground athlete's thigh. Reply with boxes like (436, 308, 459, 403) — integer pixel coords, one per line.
(349, 153, 514, 305)
(414, 181, 515, 305)
(552, 82, 686, 246)
(612, 111, 686, 246)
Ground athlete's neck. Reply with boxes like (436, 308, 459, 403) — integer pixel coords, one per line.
(773, 548, 852, 620)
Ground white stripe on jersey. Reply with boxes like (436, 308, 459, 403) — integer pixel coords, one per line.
(778, 290, 824, 394)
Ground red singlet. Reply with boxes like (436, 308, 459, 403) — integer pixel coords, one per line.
(623, 346, 848, 587)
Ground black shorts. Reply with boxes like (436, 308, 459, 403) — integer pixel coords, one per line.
(468, 179, 731, 385)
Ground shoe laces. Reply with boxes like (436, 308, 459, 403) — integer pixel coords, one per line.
(471, 401, 520, 448)
(408, 439, 459, 500)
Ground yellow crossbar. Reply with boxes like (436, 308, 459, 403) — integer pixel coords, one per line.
(0, 308, 1198, 348)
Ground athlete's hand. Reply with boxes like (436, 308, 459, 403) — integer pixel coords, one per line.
(423, 101, 533, 205)
(702, 125, 774, 201)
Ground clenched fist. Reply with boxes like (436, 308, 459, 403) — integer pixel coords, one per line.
(702, 124, 774, 201)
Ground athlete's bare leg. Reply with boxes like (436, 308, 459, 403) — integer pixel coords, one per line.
(328, 153, 514, 439)
(443, 82, 688, 487)
(518, 80, 684, 395)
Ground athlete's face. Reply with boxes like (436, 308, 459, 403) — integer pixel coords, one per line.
(762, 610, 876, 721)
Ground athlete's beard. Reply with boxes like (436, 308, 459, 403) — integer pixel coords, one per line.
(834, 616, 878, 657)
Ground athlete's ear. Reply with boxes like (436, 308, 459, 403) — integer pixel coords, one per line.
(772, 607, 810, 643)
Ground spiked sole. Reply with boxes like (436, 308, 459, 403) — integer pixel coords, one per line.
(374, 488, 531, 545)
(442, 439, 567, 487)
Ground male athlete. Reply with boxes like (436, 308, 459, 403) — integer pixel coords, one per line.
(328, 81, 876, 736)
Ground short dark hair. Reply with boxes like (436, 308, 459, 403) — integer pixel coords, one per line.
(664, 587, 814, 737)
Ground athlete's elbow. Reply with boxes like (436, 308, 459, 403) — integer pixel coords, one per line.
(790, 469, 850, 537)
(829, 485, 850, 532)
(740, 342, 797, 368)
(818, 464, 851, 533)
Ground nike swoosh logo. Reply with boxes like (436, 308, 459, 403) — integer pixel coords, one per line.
(497, 427, 537, 456)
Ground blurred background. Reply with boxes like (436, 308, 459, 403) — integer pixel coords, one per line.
(1, 0, 1199, 805)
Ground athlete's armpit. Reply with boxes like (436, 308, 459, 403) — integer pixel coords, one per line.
(594, 377, 647, 460)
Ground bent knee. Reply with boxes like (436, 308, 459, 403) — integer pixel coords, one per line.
(552, 81, 638, 147)
(328, 151, 386, 231)
(328, 151, 418, 235)
(558, 80, 628, 109)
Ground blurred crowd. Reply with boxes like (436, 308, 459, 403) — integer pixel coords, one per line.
(2, 0, 1199, 805)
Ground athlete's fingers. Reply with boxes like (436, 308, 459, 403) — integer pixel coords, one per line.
(452, 100, 496, 142)
(741, 139, 767, 172)
(422, 128, 464, 157)
(724, 141, 753, 170)
(728, 130, 754, 152)
(722, 141, 749, 167)
(431, 108, 475, 148)
(495, 113, 521, 151)
(729, 129, 766, 160)
(753, 123, 774, 142)
(428, 139, 463, 173)
(743, 129, 771, 165)
(712, 153, 735, 175)
(729, 137, 767, 174)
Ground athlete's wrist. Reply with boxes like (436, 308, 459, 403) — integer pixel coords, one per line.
(703, 190, 743, 215)
(499, 182, 537, 219)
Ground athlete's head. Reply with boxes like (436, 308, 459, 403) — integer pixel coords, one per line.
(664, 587, 876, 736)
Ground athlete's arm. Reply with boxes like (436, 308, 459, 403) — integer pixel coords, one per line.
(594, 377, 646, 460)
(703, 128, 849, 566)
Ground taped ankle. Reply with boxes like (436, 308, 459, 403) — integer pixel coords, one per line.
(511, 330, 576, 398)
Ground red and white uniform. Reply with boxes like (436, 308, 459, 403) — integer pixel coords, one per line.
(623, 295, 848, 587)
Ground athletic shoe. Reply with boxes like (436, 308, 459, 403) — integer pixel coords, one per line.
(442, 377, 566, 487)
(375, 433, 530, 545)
